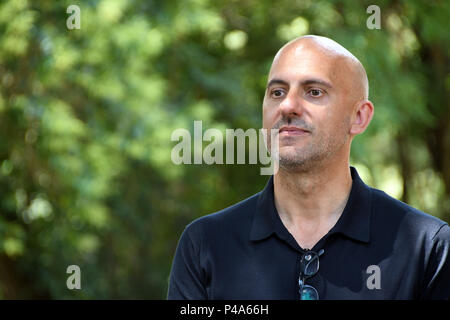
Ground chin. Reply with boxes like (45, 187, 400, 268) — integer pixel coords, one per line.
(279, 145, 306, 157)
(278, 147, 319, 171)
(279, 158, 311, 172)
(279, 152, 307, 166)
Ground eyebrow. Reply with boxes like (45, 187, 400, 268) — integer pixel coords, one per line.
(266, 78, 333, 90)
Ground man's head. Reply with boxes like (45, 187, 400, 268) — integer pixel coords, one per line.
(263, 35, 374, 172)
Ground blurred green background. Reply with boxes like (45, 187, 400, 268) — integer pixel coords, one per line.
(0, 0, 448, 299)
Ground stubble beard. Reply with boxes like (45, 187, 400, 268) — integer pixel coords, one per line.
(269, 117, 351, 173)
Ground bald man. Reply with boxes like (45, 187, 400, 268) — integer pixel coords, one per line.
(168, 36, 450, 300)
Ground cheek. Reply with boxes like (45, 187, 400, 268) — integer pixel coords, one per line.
(333, 108, 352, 130)
(311, 114, 337, 139)
(262, 104, 277, 129)
(322, 113, 351, 139)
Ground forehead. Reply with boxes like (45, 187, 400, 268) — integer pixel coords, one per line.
(268, 44, 349, 86)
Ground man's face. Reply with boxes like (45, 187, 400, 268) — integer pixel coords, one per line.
(263, 42, 355, 171)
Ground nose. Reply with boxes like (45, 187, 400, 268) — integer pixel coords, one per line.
(278, 90, 305, 118)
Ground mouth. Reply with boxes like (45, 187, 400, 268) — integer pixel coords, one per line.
(278, 126, 310, 137)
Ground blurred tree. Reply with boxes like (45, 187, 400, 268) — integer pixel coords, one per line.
(0, 0, 448, 298)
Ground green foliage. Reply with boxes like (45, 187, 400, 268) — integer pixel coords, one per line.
(0, 0, 448, 298)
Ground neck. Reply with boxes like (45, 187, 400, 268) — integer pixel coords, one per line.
(273, 158, 352, 247)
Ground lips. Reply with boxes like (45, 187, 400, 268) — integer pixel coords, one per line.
(279, 126, 309, 136)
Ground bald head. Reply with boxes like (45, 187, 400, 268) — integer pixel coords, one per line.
(271, 35, 369, 100)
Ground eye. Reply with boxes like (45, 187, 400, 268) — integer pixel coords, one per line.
(270, 89, 285, 98)
(307, 88, 324, 97)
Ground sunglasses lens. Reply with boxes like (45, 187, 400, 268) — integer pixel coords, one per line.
(300, 285, 319, 300)
(302, 253, 319, 276)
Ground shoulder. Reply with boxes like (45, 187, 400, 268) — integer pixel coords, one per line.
(370, 187, 448, 241)
(183, 192, 261, 241)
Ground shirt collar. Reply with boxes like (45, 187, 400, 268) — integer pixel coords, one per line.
(250, 166, 372, 244)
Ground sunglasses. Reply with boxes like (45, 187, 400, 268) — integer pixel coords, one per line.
(298, 248, 324, 300)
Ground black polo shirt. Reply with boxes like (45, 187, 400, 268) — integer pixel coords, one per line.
(167, 167, 450, 300)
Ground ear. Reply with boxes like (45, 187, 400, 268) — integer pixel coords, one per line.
(350, 100, 374, 135)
